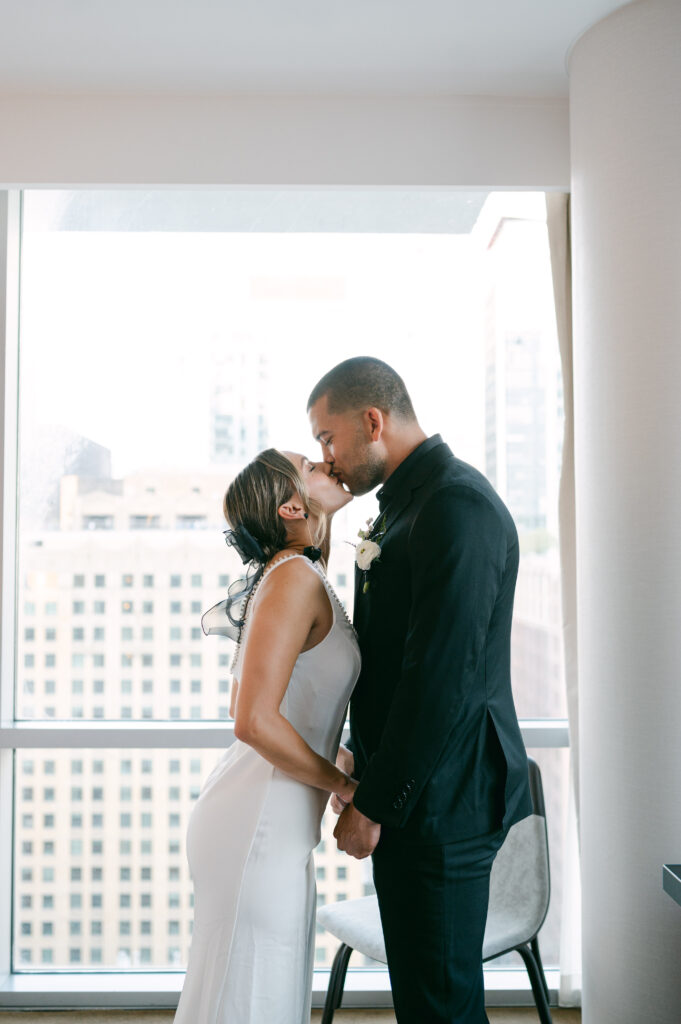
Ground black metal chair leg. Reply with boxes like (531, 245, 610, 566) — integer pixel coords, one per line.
(531, 936, 551, 1003)
(516, 943, 553, 1024)
(321, 943, 353, 1024)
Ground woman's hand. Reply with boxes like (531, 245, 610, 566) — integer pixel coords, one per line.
(330, 745, 356, 813)
(331, 773, 358, 814)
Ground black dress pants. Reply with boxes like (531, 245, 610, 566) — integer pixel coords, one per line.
(371, 826, 506, 1024)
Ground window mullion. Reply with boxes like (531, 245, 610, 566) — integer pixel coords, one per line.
(0, 719, 569, 750)
(0, 190, 21, 983)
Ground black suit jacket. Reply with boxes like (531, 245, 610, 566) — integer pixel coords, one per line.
(350, 435, 532, 844)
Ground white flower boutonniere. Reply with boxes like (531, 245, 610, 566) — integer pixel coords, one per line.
(356, 539, 382, 571)
(355, 515, 387, 593)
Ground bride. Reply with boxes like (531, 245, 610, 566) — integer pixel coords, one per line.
(173, 448, 361, 1024)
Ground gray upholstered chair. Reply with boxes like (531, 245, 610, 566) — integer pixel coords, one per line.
(317, 757, 552, 1024)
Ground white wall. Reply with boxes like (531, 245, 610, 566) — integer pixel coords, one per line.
(0, 94, 569, 188)
(569, 0, 681, 1021)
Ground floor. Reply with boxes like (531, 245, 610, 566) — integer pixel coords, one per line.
(0, 1009, 581, 1023)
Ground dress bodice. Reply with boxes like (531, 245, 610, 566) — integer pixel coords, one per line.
(232, 553, 361, 761)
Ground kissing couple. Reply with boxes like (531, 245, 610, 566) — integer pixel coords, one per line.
(174, 356, 532, 1024)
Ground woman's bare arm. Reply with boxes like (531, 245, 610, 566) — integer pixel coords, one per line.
(233, 558, 356, 803)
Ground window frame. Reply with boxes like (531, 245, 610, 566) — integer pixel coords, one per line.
(0, 189, 568, 1010)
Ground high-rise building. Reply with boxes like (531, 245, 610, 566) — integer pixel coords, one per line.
(476, 203, 563, 537)
(19, 425, 112, 532)
(15, 466, 364, 970)
(209, 341, 269, 464)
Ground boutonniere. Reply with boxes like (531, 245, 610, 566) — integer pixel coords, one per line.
(355, 515, 387, 593)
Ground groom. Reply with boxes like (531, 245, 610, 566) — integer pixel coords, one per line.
(308, 357, 532, 1024)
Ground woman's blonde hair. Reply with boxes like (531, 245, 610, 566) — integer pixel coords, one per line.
(223, 449, 326, 563)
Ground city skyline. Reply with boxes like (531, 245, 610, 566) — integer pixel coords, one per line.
(13, 188, 567, 973)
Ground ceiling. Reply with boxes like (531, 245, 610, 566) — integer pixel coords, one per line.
(0, 0, 631, 98)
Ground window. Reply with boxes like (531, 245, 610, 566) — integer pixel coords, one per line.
(8, 189, 568, 986)
(83, 515, 114, 530)
(129, 515, 160, 529)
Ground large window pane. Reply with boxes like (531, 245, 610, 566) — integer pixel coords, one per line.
(12, 747, 375, 971)
(12, 188, 568, 977)
(17, 188, 564, 722)
(13, 749, 223, 969)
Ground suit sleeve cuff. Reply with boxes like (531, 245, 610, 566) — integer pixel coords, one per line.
(351, 765, 418, 828)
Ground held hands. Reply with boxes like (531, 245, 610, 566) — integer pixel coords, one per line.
(333, 802, 381, 860)
(330, 744, 355, 814)
(330, 744, 381, 859)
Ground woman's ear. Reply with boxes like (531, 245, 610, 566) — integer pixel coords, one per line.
(277, 498, 306, 522)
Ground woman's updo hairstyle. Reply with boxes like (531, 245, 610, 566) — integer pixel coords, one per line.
(223, 448, 326, 564)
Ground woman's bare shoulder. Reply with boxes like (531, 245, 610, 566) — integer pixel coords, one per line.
(256, 554, 324, 601)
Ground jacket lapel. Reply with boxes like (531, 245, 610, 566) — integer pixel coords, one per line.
(353, 442, 454, 616)
(376, 442, 454, 541)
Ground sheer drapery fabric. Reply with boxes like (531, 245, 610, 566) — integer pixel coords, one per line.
(545, 192, 581, 1006)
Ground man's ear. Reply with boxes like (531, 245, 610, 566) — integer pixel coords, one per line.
(363, 407, 385, 443)
(278, 499, 306, 522)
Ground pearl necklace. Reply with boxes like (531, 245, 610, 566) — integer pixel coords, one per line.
(231, 553, 357, 673)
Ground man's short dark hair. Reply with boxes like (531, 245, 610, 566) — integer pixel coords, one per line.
(307, 357, 416, 421)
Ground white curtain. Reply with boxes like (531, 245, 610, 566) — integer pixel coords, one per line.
(545, 192, 582, 1006)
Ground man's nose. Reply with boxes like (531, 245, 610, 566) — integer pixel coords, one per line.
(322, 450, 334, 467)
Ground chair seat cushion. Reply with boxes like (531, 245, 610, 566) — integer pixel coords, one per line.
(317, 896, 387, 964)
(316, 814, 550, 964)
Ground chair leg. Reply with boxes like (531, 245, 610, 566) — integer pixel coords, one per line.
(321, 943, 353, 1024)
(531, 936, 551, 1004)
(516, 943, 553, 1024)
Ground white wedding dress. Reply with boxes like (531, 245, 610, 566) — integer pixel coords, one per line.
(173, 553, 361, 1024)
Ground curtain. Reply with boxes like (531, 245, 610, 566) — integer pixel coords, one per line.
(545, 192, 581, 1006)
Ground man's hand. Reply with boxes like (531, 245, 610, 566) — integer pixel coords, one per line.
(330, 744, 355, 814)
(333, 801, 381, 859)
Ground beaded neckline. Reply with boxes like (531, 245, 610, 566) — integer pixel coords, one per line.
(230, 553, 357, 672)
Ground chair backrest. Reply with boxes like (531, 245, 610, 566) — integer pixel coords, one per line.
(486, 756, 551, 948)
